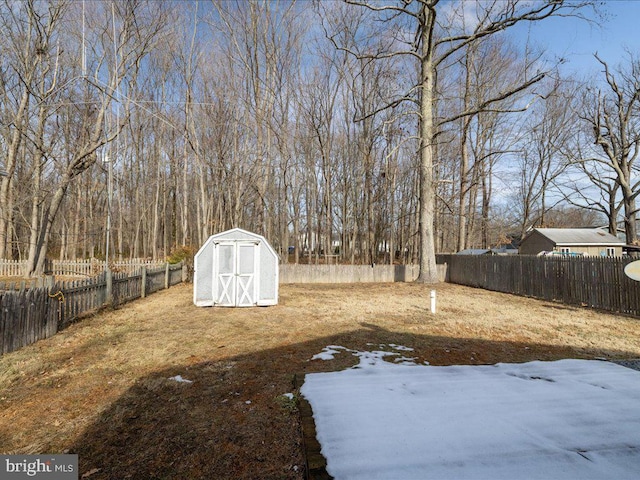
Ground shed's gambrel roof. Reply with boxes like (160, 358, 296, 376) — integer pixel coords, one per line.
(530, 228, 625, 246)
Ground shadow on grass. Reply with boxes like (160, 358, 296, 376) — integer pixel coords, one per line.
(70, 324, 637, 480)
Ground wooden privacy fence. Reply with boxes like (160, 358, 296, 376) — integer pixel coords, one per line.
(0, 258, 165, 278)
(0, 276, 57, 292)
(448, 255, 640, 316)
(0, 262, 186, 355)
(279, 264, 426, 283)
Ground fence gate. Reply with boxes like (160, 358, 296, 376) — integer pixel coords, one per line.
(213, 241, 258, 307)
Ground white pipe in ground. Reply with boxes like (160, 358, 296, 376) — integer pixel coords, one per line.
(430, 290, 436, 314)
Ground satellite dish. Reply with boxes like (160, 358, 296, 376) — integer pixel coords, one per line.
(624, 260, 640, 281)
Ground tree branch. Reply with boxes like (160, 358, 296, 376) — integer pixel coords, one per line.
(439, 72, 545, 127)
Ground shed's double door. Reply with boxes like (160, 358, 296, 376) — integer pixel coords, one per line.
(214, 241, 258, 307)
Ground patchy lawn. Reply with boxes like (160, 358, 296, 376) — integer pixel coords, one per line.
(1, 282, 639, 479)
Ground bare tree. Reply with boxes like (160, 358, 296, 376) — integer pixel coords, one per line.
(454, 36, 532, 251)
(0, 0, 66, 260)
(565, 159, 621, 233)
(21, 1, 168, 275)
(577, 53, 640, 243)
(513, 77, 577, 238)
(1, 0, 612, 275)
(322, 0, 594, 282)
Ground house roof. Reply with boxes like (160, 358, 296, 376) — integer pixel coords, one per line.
(456, 249, 492, 255)
(491, 247, 519, 255)
(529, 228, 625, 246)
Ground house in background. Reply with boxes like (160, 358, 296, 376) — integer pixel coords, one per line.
(519, 228, 625, 257)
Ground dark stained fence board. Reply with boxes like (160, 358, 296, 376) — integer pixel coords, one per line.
(0, 289, 51, 354)
(169, 264, 183, 286)
(146, 266, 167, 295)
(113, 272, 143, 306)
(448, 255, 640, 317)
(0, 262, 184, 355)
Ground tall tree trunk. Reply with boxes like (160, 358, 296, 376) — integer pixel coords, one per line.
(481, 159, 492, 249)
(416, 4, 438, 283)
(25, 152, 42, 274)
(0, 87, 30, 259)
(31, 174, 72, 275)
(623, 191, 637, 243)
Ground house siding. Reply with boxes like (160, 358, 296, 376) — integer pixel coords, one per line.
(519, 229, 624, 256)
(553, 245, 623, 257)
(519, 231, 555, 255)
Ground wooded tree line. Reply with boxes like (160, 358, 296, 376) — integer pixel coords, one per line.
(1, 0, 636, 279)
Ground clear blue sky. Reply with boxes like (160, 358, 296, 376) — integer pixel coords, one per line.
(509, 0, 640, 77)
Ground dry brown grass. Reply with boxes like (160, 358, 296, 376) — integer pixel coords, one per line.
(1, 282, 639, 479)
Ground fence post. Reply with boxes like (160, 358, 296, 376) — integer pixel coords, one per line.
(106, 269, 113, 305)
(165, 262, 170, 289)
(141, 267, 147, 298)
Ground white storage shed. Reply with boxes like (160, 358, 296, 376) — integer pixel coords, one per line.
(193, 228, 279, 307)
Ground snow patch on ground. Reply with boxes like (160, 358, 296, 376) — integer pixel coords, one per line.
(302, 348, 640, 480)
(311, 344, 428, 366)
(167, 375, 192, 384)
(311, 345, 350, 361)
